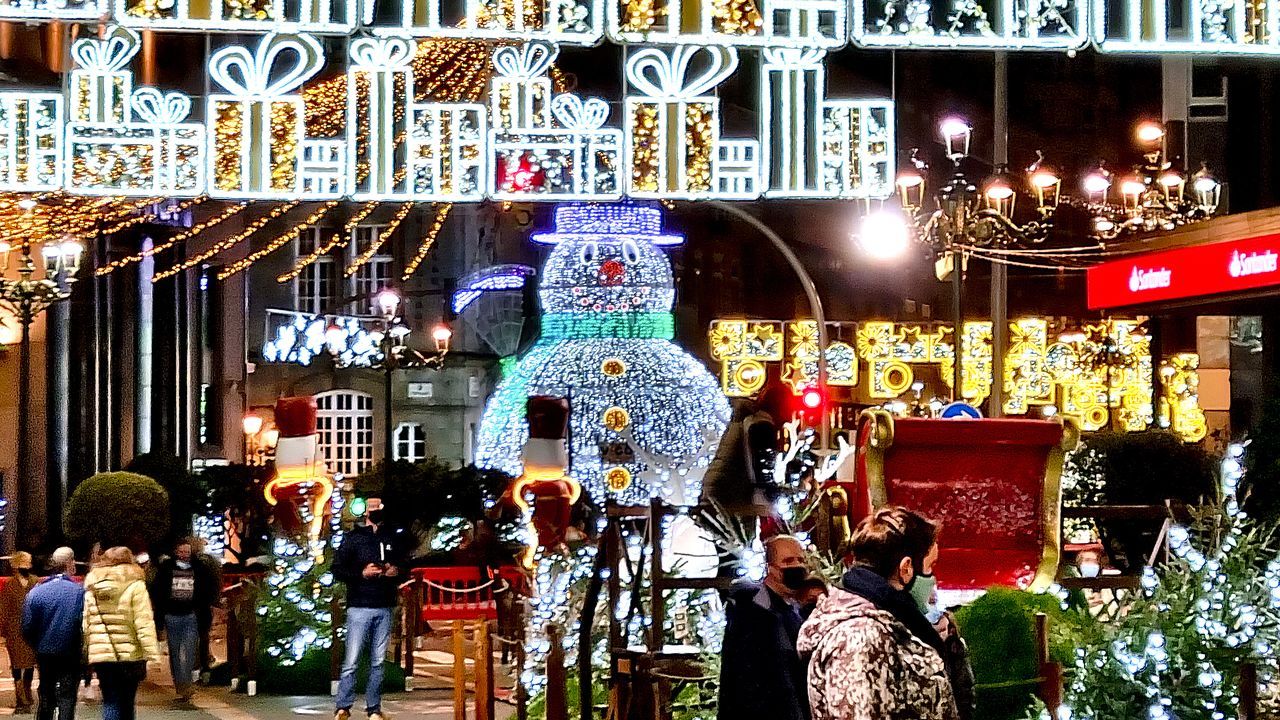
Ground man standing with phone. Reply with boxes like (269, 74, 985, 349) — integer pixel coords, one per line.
(334, 497, 403, 720)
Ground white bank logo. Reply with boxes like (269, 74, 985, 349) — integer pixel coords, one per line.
(1129, 266, 1172, 293)
(1229, 250, 1278, 278)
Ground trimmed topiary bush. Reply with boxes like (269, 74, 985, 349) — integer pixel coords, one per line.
(954, 587, 1074, 720)
(64, 471, 170, 551)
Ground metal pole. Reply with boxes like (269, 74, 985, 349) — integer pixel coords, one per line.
(46, 298, 69, 542)
(384, 346, 394, 465)
(951, 250, 963, 401)
(990, 51, 1009, 418)
(710, 201, 829, 449)
(16, 310, 35, 544)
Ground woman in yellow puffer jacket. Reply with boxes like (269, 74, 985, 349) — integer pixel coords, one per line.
(83, 547, 160, 720)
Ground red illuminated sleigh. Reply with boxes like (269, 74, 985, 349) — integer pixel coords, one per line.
(851, 411, 1080, 592)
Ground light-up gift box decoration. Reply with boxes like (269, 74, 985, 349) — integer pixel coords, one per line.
(488, 43, 624, 200)
(1093, 0, 1280, 55)
(114, 0, 357, 34)
(759, 48, 894, 198)
(852, 0, 1087, 50)
(66, 27, 207, 197)
(607, 0, 847, 47)
(0, 93, 63, 192)
(347, 36, 415, 201)
(206, 32, 348, 199)
(0, 0, 107, 20)
(623, 46, 760, 199)
(368, 0, 603, 43)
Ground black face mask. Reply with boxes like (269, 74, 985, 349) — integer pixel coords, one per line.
(780, 566, 808, 591)
(366, 509, 385, 525)
(17, 568, 32, 577)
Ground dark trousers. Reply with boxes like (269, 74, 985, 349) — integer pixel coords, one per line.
(93, 662, 145, 720)
(35, 656, 79, 720)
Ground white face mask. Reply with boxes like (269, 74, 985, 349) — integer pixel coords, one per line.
(176, 560, 191, 570)
(1079, 562, 1101, 578)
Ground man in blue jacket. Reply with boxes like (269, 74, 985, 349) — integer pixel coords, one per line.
(21, 547, 83, 720)
(333, 497, 404, 720)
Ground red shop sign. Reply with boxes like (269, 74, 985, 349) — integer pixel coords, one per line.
(1087, 232, 1280, 310)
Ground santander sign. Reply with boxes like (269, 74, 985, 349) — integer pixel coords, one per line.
(1128, 266, 1172, 292)
(1088, 231, 1280, 310)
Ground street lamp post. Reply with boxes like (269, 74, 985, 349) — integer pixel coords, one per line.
(855, 117, 1222, 411)
(362, 288, 452, 466)
(708, 201, 831, 451)
(0, 219, 83, 549)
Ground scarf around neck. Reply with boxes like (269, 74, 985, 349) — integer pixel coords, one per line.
(841, 565, 945, 654)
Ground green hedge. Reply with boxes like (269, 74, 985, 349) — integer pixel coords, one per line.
(64, 471, 170, 551)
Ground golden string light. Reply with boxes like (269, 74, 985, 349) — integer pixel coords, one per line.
(153, 201, 300, 282)
(401, 203, 451, 281)
(96, 202, 250, 276)
(344, 202, 414, 277)
(276, 201, 379, 283)
(97, 197, 208, 237)
(218, 201, 342, 280)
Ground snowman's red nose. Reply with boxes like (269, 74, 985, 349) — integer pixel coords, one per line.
(599, 259, 625, 286)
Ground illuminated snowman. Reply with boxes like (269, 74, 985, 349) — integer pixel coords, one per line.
(475, 203, 731, 507)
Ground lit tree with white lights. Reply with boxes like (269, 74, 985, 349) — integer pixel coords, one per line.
(1040, 443, 1280, 720)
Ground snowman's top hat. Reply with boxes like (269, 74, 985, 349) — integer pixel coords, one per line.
(531, 203, 684, 247)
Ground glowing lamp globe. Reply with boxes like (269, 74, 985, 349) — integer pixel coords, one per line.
(475, 203, 730, 507)
(1136, 121, 1166, 144)
(858, 210, 911, 260)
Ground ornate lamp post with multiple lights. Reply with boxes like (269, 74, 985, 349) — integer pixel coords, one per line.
(0, 198, 83, 548)
(855, 118, 1222, 405)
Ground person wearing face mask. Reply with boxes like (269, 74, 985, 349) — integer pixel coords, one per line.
(912, 578, 975, 720)
(149, 539, 218, 703)
(798, 507, 958, 720)
(717, 535, 812, 720)
(2, 552, 39, 713)
(333, 497, 404, 720)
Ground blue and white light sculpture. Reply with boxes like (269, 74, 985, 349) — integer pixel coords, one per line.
(475, 202, 731, 507)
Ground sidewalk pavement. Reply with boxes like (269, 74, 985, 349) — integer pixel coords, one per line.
(1, 634, 518, 720)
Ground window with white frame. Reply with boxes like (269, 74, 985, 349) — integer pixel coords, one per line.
(314, 390, 374, 477)
(295, 226, 336, 315)
(394, 423, 427, 463)
(348, 225, 392, 315)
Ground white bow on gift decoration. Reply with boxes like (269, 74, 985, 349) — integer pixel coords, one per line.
(131, 88, 193, 125)
(626, 46, 738, 99)
(209, 32, 324, 98)
(761, 47, 825, 67)
(551, 94, 610, 130)
(492, 41, 556, 80)
(70, 25, 139, 73)
(349, 35, 415, 69)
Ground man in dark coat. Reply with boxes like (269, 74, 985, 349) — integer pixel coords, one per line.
(717, 535, 811, 720)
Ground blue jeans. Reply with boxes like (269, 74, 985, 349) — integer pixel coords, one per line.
(93, 662, 145, 720)
(335, 607, 393, 713)
(36, 655, 80, 720)
(165, 613, 199, 693)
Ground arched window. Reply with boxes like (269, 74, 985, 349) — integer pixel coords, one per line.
(314, 390, 374, 477)
(394, 423, 427, 463)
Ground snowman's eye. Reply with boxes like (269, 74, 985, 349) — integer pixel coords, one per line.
(622, 240, 640, 264)
(580, 242, 599, 264)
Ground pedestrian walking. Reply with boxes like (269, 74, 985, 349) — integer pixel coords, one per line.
(2, 551, 39, 713)
(21, 547, 84, 720)
(188, 538, 222, 680)
(83, 547, 160, 720)
(798, 507, 958, 720)
(717, 535, 812, 720)
(150, 538, 218, 702)
(333, 497, 403, 720)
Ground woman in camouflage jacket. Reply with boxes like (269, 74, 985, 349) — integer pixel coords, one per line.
(798, 507, 959, 720)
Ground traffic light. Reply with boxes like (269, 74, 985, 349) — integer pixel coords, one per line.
(793, 384, 826, 425)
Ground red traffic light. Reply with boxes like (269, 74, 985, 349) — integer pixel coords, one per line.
(800, 387, 823, 410)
